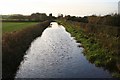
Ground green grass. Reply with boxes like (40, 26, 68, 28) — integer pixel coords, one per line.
(57, 19, 120, 78)
(2, 22, 38, 33)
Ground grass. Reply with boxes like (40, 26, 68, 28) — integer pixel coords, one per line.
(2, 22, 38, 33)
(57, 19, 120, 78)
(2, 21, 51, 79)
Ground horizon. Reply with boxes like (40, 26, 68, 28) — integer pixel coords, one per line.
(0, 0, 119, 17)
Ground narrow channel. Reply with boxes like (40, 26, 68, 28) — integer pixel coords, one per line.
(15, 22, 111, 78)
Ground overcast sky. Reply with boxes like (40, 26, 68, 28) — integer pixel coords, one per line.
(0, 0, 119, 16)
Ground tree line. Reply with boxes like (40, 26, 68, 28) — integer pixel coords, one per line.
(63, 14, 120, 27)
(2, 13, 120, 26)
(2, 13, 56, 22)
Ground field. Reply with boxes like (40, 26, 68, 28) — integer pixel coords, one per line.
(2, 22, 38, 33)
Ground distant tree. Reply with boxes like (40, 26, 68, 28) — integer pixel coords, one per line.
(30, 13, 48, 21)
(10, 14, 24, 20)
(64, 15, 88, 23)
(49, 13, 52, 17)
(48, 13, 53, 20)
(65, 15, 71, 20)
(58, 14, 63, 19)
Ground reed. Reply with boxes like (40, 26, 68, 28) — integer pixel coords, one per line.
(2, 20, 51, 79)
(58, 19, 120, 78)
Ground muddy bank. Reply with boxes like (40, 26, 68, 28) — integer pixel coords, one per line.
(2, 20, 51, 79)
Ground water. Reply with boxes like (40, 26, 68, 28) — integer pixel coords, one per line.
(15, 22, 111, 78)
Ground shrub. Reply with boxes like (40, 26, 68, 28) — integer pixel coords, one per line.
(2, 20, 51, 78)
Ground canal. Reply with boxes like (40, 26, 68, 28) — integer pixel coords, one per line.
(15, 22, 111, 78)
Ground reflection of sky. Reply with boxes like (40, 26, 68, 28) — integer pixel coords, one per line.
(16, 22, 111, 78)
(0, 0, 119, 16)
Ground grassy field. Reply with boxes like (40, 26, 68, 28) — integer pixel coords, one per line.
(57, 19, 120, 78)
(2, 22, 38, 33)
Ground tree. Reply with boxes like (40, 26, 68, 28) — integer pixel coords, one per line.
(49, 13, 52, 17)
(30, 13, 48, 21)
(58, 13, 63, 19)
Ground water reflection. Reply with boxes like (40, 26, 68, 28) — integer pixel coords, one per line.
(15, 22, 111, 78)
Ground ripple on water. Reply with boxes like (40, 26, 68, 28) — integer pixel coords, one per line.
(15, 22, 111, 78)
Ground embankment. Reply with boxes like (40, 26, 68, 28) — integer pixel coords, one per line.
(58, 19, 120, 78)
(2, 20, 51, 78)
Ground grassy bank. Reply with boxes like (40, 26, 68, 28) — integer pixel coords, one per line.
(2, 22, 38, 33)
(57, 19, 120, 78)
(2, 20, 51, 79)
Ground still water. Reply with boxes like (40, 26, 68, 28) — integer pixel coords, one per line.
(15, 22, 111, 78)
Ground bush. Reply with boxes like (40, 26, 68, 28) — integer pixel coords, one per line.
(2, 20, 51, 78)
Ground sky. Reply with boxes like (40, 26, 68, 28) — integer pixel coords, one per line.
(0, 0, 119, 17)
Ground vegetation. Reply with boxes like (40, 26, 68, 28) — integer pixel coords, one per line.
(57, 18, 120, 78)
(2, 13, 56, 22)
(2, 22, 38, 33)
(2, 13, 120, 78)
(65, 15, 88, 23)
(2, 20, 51, 79)
(64, 14, 120, 26)
(88, 14, 120, 26)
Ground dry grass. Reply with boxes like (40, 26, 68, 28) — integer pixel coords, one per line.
(58, 19, 120, 78)
(2, 20, 51, 78)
